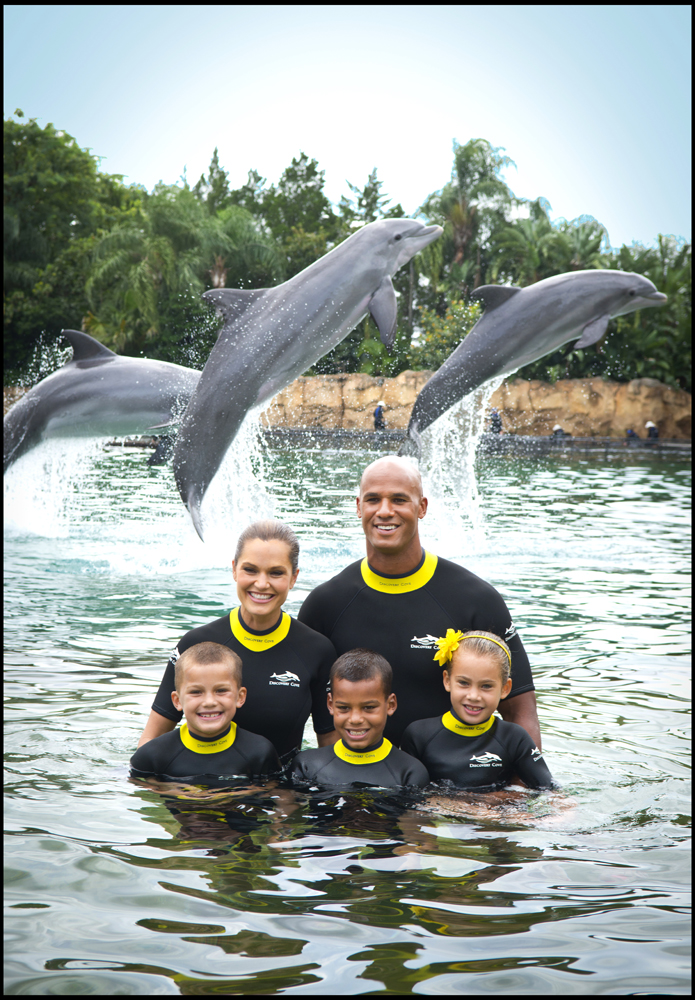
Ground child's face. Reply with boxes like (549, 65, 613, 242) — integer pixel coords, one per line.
(328, 676, 397, 750)
(232, 538, 298, 623)
(443, 649, 512, 725)
(171, 662, 246, 738)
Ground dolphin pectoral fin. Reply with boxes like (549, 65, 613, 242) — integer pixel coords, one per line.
(61, 330, 117, 362)
(202, 288, 268, 325)
(573, 314, 610, 350)
(470, 285, 522, 312)
(369, 276, 398, 349)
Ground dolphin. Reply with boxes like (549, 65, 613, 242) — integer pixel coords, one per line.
(173, 218, 443, 538)
(399, 269, 667, 456)
(3, 330, 201, 473)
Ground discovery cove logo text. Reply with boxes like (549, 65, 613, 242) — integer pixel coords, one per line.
(469, 752, 503, 768)
(410, 634, 440, 649)
(269, 670, 300, 687)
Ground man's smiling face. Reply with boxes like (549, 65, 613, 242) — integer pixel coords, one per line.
(357, 458, 427, 560)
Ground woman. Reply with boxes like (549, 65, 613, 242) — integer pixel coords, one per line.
(137, 520, 338, 763)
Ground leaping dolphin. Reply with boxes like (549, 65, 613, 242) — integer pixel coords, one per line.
(399, 269, 667, 456)
(3, 330, 201, 473)
(173, 218, 443, 538)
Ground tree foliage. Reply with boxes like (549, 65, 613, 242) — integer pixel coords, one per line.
(4, 119, 690, 392)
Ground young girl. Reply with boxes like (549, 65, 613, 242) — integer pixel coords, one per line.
(400, 629, 555, 790)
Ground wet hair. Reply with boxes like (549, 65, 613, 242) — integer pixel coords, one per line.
(329, 648, 393, 698)
(234, 520, 299, 573)
(175, 642, 243, 691)
(447, 630, 512, 684)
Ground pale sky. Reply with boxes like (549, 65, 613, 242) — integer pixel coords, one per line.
(4, 4, 691, 248)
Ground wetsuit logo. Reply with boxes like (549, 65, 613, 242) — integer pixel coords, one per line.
(469, 752, 503, 767)
(410, 634, 440, 649)
(505, 622, 517, 640)
(531, 747, 543, 762)
(269, 670, 300, 687)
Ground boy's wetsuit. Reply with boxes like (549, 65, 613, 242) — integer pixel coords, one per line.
(291, 738, 429, 788)
(151, 610, 336, 761)
(130, 722, 280, 782)
(298, 551, 534, 745)
(400, 711, 554, 791)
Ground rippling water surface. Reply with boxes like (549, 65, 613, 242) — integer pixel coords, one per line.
(4, 426, 691, 995)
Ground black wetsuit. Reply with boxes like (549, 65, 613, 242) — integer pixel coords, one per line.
(401, 711, 554, 790)
(130, 722, 280, 782)
(152, 610, 336, 761)
(291, 737, 429, 788)
(298, 551, 534, 745)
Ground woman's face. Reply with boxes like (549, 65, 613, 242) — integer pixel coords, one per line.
(232, 538, 298, 623)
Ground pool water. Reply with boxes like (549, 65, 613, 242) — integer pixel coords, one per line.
(4, 430, 691, 995)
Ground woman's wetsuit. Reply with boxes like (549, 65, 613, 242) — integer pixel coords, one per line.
(401, 711, 555, 790)
(151, 609, 336, 762)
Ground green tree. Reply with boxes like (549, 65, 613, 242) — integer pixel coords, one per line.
(408, 299, 482, 371)
(193, 147, 231, 215)
(4, 112, 141, 376)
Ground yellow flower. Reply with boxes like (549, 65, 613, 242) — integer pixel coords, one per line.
(433, 628, 464, 666)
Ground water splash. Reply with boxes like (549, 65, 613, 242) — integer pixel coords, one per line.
(418, 377, 504, 555)
(197, 406, 275, 548)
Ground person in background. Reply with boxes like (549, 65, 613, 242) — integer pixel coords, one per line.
(374, 401, 386, 431)
(488, 408, 503, 434)
(550, 424, 570, 438)
(626, 428, 639, 441)
(645, 421, 659, 439)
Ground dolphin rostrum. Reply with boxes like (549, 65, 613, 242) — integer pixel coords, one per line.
(173, 218, 442, 538)
(399, 269, 667, 456)
(3, 330, 201, 473)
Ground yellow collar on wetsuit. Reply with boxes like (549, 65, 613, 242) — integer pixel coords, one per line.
(442, 711, 495, 737)
(179, 721, 237, 753)
(229, 607, 291, 650)
(360, 551, 438, 594)
(334, 738, 393, 764)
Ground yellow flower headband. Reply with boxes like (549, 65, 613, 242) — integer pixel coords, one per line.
(433, 630, 512, 667)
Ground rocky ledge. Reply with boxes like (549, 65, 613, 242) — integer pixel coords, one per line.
(262, 373, 691, 440)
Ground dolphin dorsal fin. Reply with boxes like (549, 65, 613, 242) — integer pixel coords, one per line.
(471, 285, 522, 312)
(202, 287, 268, 322)
(62, 329, 117, 361)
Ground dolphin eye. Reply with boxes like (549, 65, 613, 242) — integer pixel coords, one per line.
(628, 290, 636, 295)
(394, 234, 402, 241)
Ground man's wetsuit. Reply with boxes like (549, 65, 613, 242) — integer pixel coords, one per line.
(291, 737, 429, 788)
(298, 551, 534, 745)
(130, 722, 280, 782)
(401, 711, 554, 790)
(152, 610, 336, 761)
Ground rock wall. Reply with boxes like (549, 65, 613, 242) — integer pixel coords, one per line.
(5, 375, 691, 438)
(262, 373, 691, 440)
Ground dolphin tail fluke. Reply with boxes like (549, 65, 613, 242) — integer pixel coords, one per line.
(189, 501, 205, 541)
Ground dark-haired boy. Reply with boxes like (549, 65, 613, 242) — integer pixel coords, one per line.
(130, 642, 280, 782)
(291, 649, 429, 788)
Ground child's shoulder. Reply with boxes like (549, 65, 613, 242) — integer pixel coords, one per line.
(130, 729, 181, 770)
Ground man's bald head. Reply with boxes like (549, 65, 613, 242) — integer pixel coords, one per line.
(359, 456, 423, 498)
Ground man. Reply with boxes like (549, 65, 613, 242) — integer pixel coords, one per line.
(298, 457, 541, 748)
(373, 401, 386, 431)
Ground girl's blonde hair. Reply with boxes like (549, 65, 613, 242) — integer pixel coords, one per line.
(448, 630, 512, 683)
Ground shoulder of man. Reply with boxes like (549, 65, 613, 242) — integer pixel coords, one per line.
(297, 560, 364, 624)
(430, 555, 518, 639)
(286, 616, 338, 658)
